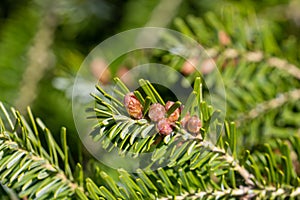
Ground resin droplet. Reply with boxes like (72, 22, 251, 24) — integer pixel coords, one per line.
(148, 103, 166, 122)
(124, 92, 143, 119)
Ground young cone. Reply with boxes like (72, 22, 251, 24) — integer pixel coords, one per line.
(148, 103, 166, 122)
(124, 92, 143, 119)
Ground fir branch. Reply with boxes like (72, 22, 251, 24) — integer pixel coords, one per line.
(204, 47, 300, 81)
(174, 13, 300, 145)
(184, 138, 256, 187)
(0, 138, 80, 199)
(192, 139, 255, 186)
(15, 6, 57, 112)
(267, 57, 300, 80)
(222, 151, 255, 186)
(88, 78, 300, 199)
(2, 4, 300, 199)
(90, 80, 258, 197)
(85, 133, 300, 199)
(0, 102, 84, 199)
(159, 186, 300, 199)
(236, 88, 300, 126)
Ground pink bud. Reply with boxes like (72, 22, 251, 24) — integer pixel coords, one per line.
(180, 112, 190, 128)
(148, 103, 166, 122)
(181, 58, 198, 75)
(187, 115, 201, 134)
(165, 101, 180, 122)
(90, 58, 111, 84)
(124, 92, 143, 119)
(218, 30, 231, 46)
(156, 119, 173, 135)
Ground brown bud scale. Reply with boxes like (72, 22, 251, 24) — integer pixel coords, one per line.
(124, 92, 143, 119)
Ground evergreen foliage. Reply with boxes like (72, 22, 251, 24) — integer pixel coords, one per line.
(0, 75, 300, 199)
(1, 2, 300, 200)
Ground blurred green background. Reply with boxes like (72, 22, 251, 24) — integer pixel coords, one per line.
(0, 0, 300, 172)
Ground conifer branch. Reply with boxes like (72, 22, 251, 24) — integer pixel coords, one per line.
(196, 139, 255, 186)
(205, 47, 300, 81)
(15, 6, 57, 112)
(0, 138, 82, 198)
(159, 186, 300, 199)
(0, 102, 84, 199)
(1, 4, 300, 199)
(236, 88, 300, 126)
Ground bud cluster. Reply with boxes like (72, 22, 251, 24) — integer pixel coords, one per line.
(148, 101, 180, 135)
(124, 92, 202, 136)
